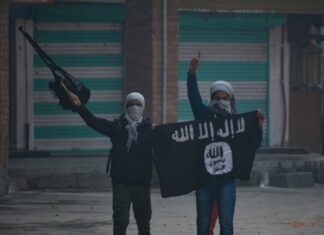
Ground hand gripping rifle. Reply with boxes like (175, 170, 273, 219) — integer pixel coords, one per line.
(19, 26, 90, 111)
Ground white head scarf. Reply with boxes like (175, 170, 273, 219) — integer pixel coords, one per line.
(124, 92, 145, 110)
(210, 81, 233, 98)
(124, 92, 145, 151)
(208, 81, 233, 115)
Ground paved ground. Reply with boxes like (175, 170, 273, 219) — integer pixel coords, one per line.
(1, 185, 324, 235)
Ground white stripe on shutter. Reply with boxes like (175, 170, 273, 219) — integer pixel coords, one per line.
(37, 43, 122, 55)
(178, 81, 267, 100)
(35, 138, 112, 150)
(179, 42, 268, 62)
(34, 67, 122, 79)
(34, 90, 123, 103)
(34, 114, 120, 126)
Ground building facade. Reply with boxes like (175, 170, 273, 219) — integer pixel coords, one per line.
(1, 0, 323, 194)
(0, 0, 10, 195)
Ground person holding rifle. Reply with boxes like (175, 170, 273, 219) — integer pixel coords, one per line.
(66, 91, 153, 235)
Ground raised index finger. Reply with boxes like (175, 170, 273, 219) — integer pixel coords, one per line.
(198, 51, 201, 60)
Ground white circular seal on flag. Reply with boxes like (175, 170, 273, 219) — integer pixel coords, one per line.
(204, 142, 233, 175)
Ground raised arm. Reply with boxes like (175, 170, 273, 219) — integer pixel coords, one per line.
(187, 52, 210, 120)
(67, 92, 117, 137)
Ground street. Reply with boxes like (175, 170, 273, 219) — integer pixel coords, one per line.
(0, 185, 324, 235)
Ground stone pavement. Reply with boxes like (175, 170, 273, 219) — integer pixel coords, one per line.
(1, 185, 324, 235)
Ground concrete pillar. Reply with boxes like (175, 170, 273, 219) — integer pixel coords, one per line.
(0, 0, 10, 195)
(125, 0, 178, 125)
(269, 25, 290, 146)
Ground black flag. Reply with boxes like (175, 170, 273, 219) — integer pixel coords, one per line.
(152, 111, 260, 198)
(19, 26, 90, 110)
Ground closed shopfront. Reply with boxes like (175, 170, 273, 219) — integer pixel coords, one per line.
(13, 3, 124, 153)
(178, 12, 285, 144)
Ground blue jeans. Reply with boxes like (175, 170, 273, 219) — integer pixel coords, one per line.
(196, 178, 236, 235)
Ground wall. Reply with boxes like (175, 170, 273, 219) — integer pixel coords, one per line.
(269, 25, 290, 146)
(0, 0, 10, 195)
(288, 36, 322, 153)
(289, 90, 322, 152)
(125, 0, 178, 125)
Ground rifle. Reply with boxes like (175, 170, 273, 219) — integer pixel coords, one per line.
(19, 26, 91, 110)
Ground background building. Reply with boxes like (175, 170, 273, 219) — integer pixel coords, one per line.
(1, 0, 323, 194)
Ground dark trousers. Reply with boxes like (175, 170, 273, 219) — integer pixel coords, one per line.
(113, 184, 152, 235)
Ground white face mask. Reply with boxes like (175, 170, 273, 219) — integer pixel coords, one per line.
(125, 105, 143, 123)
(208, 99, 231, 116)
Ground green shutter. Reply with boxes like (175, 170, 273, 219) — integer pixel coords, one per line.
(178, 12, 274, 145)
(30, 3, 124, 153)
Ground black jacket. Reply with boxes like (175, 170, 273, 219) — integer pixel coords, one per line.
(78, 105, 153, 187)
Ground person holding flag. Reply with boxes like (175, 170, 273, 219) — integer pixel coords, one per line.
(187, 52, 265, 235)
(66, 91, 153, 235)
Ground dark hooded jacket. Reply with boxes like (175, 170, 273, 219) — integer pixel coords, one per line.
(77, 105, 153, 187)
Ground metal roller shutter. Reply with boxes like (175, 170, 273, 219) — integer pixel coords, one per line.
(178, 12, 278, 145)
(29, 4, 124, 153)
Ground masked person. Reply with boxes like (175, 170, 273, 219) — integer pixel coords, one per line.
(187, 52, 265, 235)
(67, 91, 153, 235)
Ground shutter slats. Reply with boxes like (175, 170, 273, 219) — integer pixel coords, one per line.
(33, 20, 124, 152)
(178, 12, 269, 144)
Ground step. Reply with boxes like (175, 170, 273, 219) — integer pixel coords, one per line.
(269, 172, 315, 188)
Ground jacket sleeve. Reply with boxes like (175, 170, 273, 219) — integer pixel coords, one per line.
(187, 73, 210, 120)
(77, 104, 117, 138)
